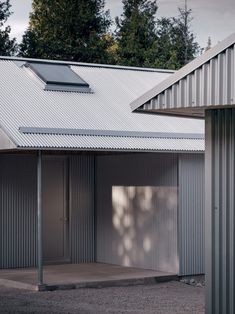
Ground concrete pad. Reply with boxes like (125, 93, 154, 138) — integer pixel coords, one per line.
(0, 263, 178, 291)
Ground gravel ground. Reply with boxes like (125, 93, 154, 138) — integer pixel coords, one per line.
(0, 281, 205, 314)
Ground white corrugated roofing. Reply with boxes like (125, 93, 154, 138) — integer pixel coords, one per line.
(0, 58, 204, 152)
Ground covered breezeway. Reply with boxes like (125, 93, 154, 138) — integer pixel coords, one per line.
(0, 150, 204, 290)
(0, 56, 205, 292)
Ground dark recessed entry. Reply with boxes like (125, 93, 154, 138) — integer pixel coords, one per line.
(25, 62, 91, 93)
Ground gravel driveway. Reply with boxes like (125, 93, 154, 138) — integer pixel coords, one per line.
(0, 281, 205, 314)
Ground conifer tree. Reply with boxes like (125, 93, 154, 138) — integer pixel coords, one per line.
(171, 1, 200, 66)
(115, 0, 158, 67)
(19, 0, 112, 63)
(205, 36, 212, 51)
(0, 0, 17, 56)
(154, 2, 200, 69)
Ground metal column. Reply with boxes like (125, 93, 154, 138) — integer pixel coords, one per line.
(205, 109, 235, 314)
(37, 150, 43, 286)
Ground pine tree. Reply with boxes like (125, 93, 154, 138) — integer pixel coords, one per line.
(154, 1, 200, 69)
(0, 0, 17, 56)
(154, 17, 180, 69)
(205, 36, 212, 51)
(115, 0, 158, 67)
(18, 29, 37, 58)
(19, 0, 112, 63)
(172, 0, 200, 66)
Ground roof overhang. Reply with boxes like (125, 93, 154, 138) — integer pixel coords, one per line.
(15, 127, 204, 153)
(130, 32, 235, 118)
(0, 127, 17, 150)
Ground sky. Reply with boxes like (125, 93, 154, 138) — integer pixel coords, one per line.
(7, 0, 235, 49)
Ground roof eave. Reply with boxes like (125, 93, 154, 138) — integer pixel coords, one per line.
(130, 32, 235, 112)
(14, 146, 204, 153)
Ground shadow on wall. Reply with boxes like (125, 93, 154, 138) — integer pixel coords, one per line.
(111, 186, 178, 273)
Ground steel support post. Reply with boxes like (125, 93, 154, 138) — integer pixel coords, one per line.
(37, 150, 43, 287)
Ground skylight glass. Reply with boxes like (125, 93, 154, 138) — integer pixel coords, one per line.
(25, 62, 91, 93)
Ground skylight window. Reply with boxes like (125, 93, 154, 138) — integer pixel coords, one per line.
(25, 62, 91, 93)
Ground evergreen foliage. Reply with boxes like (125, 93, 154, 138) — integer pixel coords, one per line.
(18, 28, 37, 58)
(18, 0, 200, 69)
(115, 0, 158, 67)
(0, 0, 17, 56)
(205, 36, 212, 51)
(115, 0, 200, 69)
(19, 0, 112, 63)
(171, 4, 200, 66)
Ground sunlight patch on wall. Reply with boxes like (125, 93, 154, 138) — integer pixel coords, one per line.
(111, 185, 178, 272)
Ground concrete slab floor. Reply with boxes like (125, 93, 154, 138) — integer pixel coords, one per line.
(0, 263, 177, 291)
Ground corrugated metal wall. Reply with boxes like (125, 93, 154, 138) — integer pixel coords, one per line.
(178, 154, 205, 276)
(0, 155, 37, 268)
(205, 109, 235, 314)
(0, 153, 95, 269)
(0, 152, 205, 274)
(69, 155, 95, 263)
(96, 153, 179, 274)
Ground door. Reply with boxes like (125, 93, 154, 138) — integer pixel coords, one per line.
(42, 156, 69, 263)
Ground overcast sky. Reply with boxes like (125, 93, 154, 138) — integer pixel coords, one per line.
(8, 0, 235, 48)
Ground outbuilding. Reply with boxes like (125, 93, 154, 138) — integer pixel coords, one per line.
(130, 32, 235, 314)
(0, 57, 205, 288)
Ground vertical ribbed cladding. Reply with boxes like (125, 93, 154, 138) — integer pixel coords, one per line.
(205, 109, 235, 314)
(69, 154, 95, 263)
(0, 155, 37, 269)
(178, 153, 205, 276)
(96, 153, 179, 273)
(144, 44, 235, 111)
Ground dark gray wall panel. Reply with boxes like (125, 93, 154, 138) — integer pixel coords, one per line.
(178, 154, 205, 276)
(42, 157, 68, 262)
(0, 155, 37, 268)
(96, 153, 178, 273)
(0, 153, 95, 269)
(205, 109, 235, 314)
(69, 155, 95, 263)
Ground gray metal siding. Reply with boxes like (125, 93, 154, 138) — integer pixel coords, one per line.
(145, 46, 235, 110)
(205, 109, 235, 314)
(140, 41, 235, 117)
(0, 153, 95, 269)
(130, 33, 235, 113)
(0, 155, 37, 268)
(96, 153, 179, 274)
(69, 155, 95, 263)
(178, 154, 205, 276)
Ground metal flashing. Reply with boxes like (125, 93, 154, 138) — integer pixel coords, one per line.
(44, 84, 92, 93)
(0, 128, 17, 150)
(13, 60, 26, 68)
(19, 127, 204, 140)
(5, 55, 175, 73)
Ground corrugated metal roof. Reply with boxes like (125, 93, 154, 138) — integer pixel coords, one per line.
(130, 32, 235, 118)
(0, 58, 204, 151)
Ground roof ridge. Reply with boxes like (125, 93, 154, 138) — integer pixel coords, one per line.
(0, 56, 174, 74)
